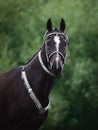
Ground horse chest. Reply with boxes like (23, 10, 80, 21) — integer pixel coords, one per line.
(7, 88, 48, 130)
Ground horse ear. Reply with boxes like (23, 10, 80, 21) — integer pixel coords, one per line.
(60, 18, 66, 32)
(47, 18, 52, 31)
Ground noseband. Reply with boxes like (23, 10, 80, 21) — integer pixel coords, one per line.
(48, 51, 65, 63)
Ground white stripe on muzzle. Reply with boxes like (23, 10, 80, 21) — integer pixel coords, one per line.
(54, 35, 60, 69)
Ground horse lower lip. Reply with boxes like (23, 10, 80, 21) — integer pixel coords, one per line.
(52, 69, 61, 76)
(51, 63, 62, 76)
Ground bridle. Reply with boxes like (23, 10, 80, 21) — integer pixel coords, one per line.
(38, 32, 68, 77)
(44, 32, 66, 61)
(44, 32, 68, 72)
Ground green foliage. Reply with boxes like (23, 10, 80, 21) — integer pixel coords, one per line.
(0, 0, 98, 129)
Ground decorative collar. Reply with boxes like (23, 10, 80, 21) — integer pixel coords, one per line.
(21, 66, 50, 114)
(38, 51, 54, 77)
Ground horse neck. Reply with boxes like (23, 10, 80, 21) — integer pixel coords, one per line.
(24, 49, 54, 106)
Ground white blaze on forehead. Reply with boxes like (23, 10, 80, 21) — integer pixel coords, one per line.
(54, 35, 60, 51)
(54, 35, 60, 69)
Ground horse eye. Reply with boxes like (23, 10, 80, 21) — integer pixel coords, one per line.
(60, 35, 64, 38)
(47, 35, 53, 40)
(47, 37, 50, 40)
(63, 41, 66, 46)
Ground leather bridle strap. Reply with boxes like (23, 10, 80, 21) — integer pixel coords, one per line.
(21, 66, 50, 114)
(38, 51, 54, 76)
(48, 51, 65, 63)
(44, 32, 66, 40)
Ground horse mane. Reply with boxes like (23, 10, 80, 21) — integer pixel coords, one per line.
(25, 49, 41, 65)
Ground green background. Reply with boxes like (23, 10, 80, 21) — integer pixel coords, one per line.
(0, 0, 98, 130)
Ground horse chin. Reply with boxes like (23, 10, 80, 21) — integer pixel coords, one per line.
(53, 69, 62, 77)
(50, 61, 63, 76)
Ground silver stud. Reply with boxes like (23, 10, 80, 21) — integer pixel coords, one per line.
(28, 88, 32, 93)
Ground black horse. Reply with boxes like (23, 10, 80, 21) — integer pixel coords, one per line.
(0, 18, 69, 130)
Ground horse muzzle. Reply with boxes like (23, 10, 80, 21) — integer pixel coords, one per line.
(49, 53, 65, 76)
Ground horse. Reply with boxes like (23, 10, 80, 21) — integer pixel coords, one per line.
(0, 18, 69, 130)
